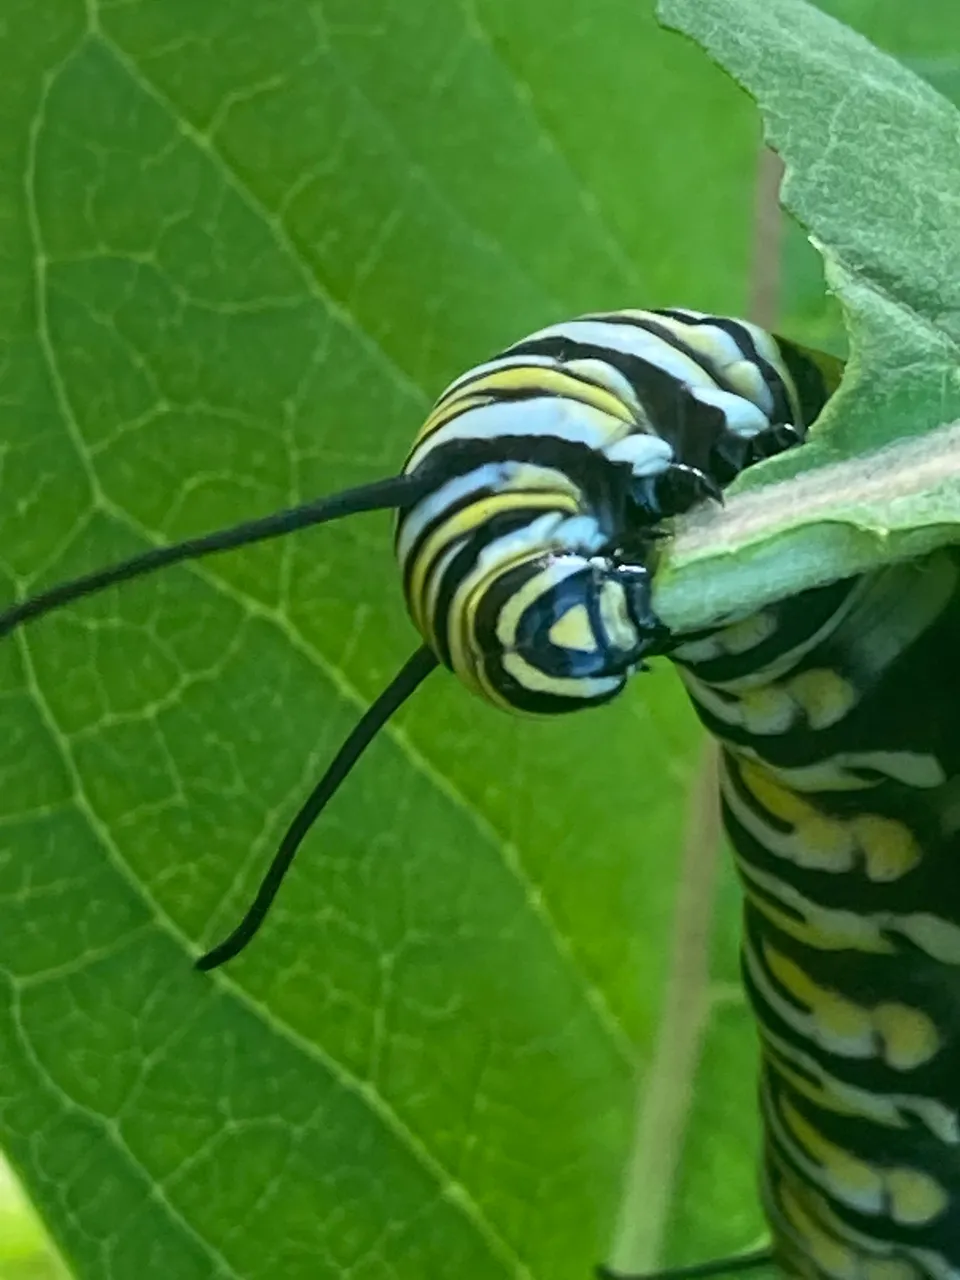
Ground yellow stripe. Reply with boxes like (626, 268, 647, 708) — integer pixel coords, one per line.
(451, 550, 555, 706)
(779, 1097, 880, 1198)
(410, 489, 576, 646)
(414, 391, 493, 440)
(762, 1038, 903, 1128)
(738, 872, 894, 956)
(449, 545, 586, 708)
(775, 1175, 858, 1279)
(413, 364, 635, 447)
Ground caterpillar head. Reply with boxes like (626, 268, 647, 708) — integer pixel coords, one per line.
(393, 461, 682, 716)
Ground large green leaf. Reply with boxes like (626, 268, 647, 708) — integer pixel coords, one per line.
(5, 1, 957, 1276)
(656, 0, 960, 632)
(0, 2, 764, 1278)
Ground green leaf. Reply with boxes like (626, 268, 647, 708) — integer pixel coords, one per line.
(656, 0, 960, 632)
(0, 2, 768, 1278)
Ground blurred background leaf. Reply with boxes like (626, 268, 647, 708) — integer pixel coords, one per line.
(0, 1163, 65, 1280)
(0, 3, 956, 1280)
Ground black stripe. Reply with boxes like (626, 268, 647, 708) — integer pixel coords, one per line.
(723, 756, 960, 921)
(471, 557, 630, 713)
(773, 338, 833, 427)
(397, 478, 500, 602)
(764, 1074, 957, 1248)
(743, 914, 960, 1108)
(673, 574, 858, 685)
(502, 333, 726, 477)
(404, 434, 621, 499)
(652, 309, 796, 428)
(580, 310, 753, 398)
(428, 507, 556, 669)
(400, 435, 651, 541)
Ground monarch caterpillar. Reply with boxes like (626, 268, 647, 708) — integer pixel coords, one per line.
(3, 308, 867, 1273)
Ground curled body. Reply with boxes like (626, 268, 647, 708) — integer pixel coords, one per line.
(395, 308, 829, 713)
(672, 551, 960, 1278)
(0, 304, 836, 973)
(0, 301, 864, 1268)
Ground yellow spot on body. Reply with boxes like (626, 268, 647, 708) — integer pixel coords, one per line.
(740, 684, 796, 733)
(765, 943, 939, 1068)
(872, 1004, 939, 1069)
(818, 994, 874, 1042)
(793, 813, 856, 872)
(788, 668, 857, 729)
(739, 760, 855, 872)
(765, 945, 871, 1041)
(724, 669, 859, 737)
(738, 760, 922, 881)
(850, 814, 922, 881)
(886, 1167, 948, 1224)
(717, 611, 777, 655)
(547, 604, 597, 653)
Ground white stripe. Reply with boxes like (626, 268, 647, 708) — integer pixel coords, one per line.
(604, 433, 673, 475)
(744, 942, 875, 1062)
(686, 384, 771, 436)
(494, 554, 587, 649)
(439, 352, 561, 397)
(405, 397, 629, 472)
(395, 462, 506, 564)
(760, 1024, 959, 1144)
(733, 746, 945, 792)
(503, 651, 621, 700)
(675, 576, 867, 692)
(516, 318, 723, 388)
(561, 356, 644, 416)
(649, 311, 798, 419)
(511, 317, 776, 436)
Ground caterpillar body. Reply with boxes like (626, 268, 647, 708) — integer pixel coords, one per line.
(672, 552, 960, 1279)
(12, 305, 934, 1277)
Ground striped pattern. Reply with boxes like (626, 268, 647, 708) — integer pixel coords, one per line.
(672, 551, 960, 1278)
(395, 308, 831, 713)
